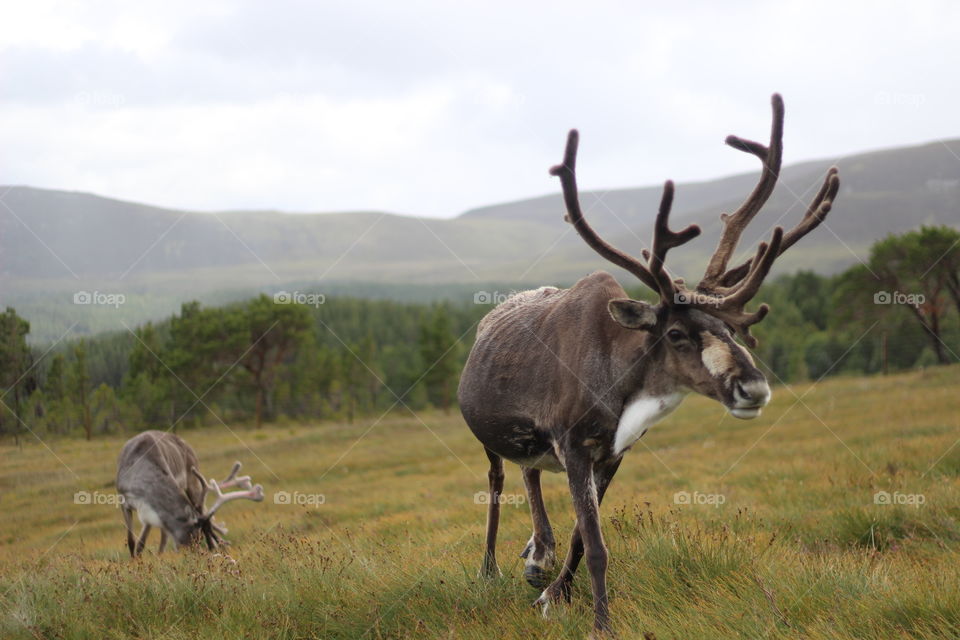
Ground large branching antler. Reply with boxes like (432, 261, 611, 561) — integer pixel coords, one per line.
(647, 181, 702, 301)
(716, 166, 840, 288)
(550, 131, 701, 300)
(550, 130, 669, 293)
(202, 479, 264, 519)
(699, 94, 786, 289)
(552, 93, 841, 348)
(217, 461, 253, 491)
(191, 465, 264, 549)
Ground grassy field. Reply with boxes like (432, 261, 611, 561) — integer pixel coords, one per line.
(2, 366, 960, 639)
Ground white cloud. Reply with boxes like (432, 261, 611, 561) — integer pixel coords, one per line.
(1, 0, 959, 217)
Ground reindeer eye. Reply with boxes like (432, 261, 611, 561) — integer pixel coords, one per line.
(667, 329, 685, 342)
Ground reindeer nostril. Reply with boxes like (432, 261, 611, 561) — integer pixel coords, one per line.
(733, 379, 771, 408)
(734, 381, 750, 401)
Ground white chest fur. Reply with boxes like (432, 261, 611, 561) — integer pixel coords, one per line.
(129, 498, 164, 527)
(613, 392, 686, 455)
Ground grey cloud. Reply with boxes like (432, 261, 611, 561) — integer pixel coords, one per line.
(2, 1, 959, 217)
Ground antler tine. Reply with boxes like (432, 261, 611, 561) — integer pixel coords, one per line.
(220, 476, 253, 491)
(687, 226, 784, 348)
(717, 166, 840, 288)
(641, 249, 687, 288)
(780, 167, 839, 251)
(223, 462, 240, 483)
(218, 461, 253, 490)
(646, 181, 701, 303)
(701, 94, 785, 288)
(550, 129, 662, 293)
(201, 526, 219, 551)
(191, 467, 209, 508)
(203, 479, 265, 520)
(707, 303, 771, 349)
(719, 226, 784, 308)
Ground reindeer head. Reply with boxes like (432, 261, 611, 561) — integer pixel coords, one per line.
(187, 462, 264, 549)
(551, 94, 840, 419)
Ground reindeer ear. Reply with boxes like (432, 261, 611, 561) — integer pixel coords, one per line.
(608, 299, 658, 330)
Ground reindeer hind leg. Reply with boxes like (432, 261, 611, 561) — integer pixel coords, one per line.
(122, 506, 136, 558)
(134, 523, 152, 557)
(520, 466, 556, 589)
(480, 448, 505, 578)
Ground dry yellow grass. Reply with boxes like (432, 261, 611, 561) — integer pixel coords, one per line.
(2, 365, 960, 638)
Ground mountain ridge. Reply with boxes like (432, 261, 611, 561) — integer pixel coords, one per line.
(2, 137, 959, 341)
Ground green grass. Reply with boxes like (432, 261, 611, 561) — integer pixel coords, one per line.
(2, 366, 960, 638)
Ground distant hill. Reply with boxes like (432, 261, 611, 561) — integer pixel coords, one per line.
(2, 138, 958, 341)
(463, 140, 960, 278)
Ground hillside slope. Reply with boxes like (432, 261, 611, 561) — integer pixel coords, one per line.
(1, 138, 958, 340)
(3, 138, 959, 288)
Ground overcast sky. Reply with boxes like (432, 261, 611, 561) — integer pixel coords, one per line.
(1, 1, 957, 218)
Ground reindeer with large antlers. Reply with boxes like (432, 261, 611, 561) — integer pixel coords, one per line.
(458, 94, 839, 634)
(116, 430, 264, 556)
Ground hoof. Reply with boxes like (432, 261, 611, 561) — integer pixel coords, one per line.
(533, 588, 562, 619)
(478, 561, 502, 579)
(533, 590, 552, 619)
(533, 581, 571, 619)
(524, 564, 551, 589)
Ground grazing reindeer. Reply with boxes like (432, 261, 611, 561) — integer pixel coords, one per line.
(117, 430, 264, 556)
(458, 94, 839, 634)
